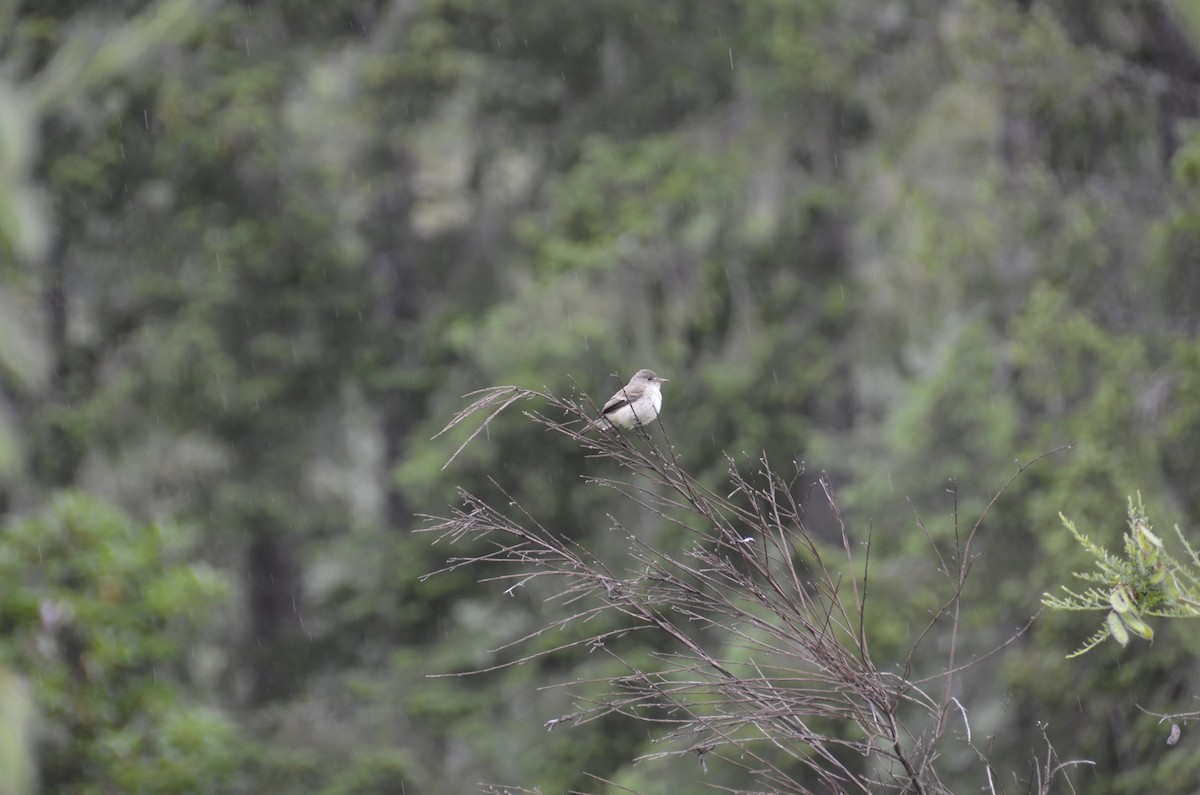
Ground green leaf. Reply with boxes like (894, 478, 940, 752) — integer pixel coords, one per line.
(1109, 586, 1132, 614)
(1107, 610, 1130, 647)
(1119, 611, 1154, 641)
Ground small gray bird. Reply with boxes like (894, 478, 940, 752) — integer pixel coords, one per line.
(599, 369, 670, 430)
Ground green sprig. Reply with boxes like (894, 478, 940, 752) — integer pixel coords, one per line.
(1043, 494, 1200, 657)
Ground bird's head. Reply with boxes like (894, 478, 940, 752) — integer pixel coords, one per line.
(633, 369, 669, 385)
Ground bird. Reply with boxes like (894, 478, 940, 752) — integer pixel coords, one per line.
(598, 369, 670, 430)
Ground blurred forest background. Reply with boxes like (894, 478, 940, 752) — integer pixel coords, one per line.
(4, 0, 1200, 793)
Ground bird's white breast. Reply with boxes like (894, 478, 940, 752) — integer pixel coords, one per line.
(605, 385, 662, 429)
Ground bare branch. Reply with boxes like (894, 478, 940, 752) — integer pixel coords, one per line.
(426, 381, 1078, 793)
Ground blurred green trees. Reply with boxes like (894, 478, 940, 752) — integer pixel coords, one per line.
(2, 0, 1200, 792)
(0, 493, 237, 794)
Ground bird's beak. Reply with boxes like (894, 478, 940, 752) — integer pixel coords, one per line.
(659, 377, 670, 383)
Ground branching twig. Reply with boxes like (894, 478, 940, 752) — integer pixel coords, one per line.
(425, 381, 1076, 794)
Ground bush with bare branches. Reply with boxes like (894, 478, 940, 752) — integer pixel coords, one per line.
(423, 384, 1084, 794)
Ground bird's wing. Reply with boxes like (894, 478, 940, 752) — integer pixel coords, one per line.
(602, 391, 630, 415)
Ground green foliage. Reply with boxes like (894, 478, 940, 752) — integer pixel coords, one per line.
(1044, 495, 1200, 657)
(0, 668, 36, 795)
(0, 84, 47, 264)
(317, 750, 415, 795)
(0, 493, 239, 794)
